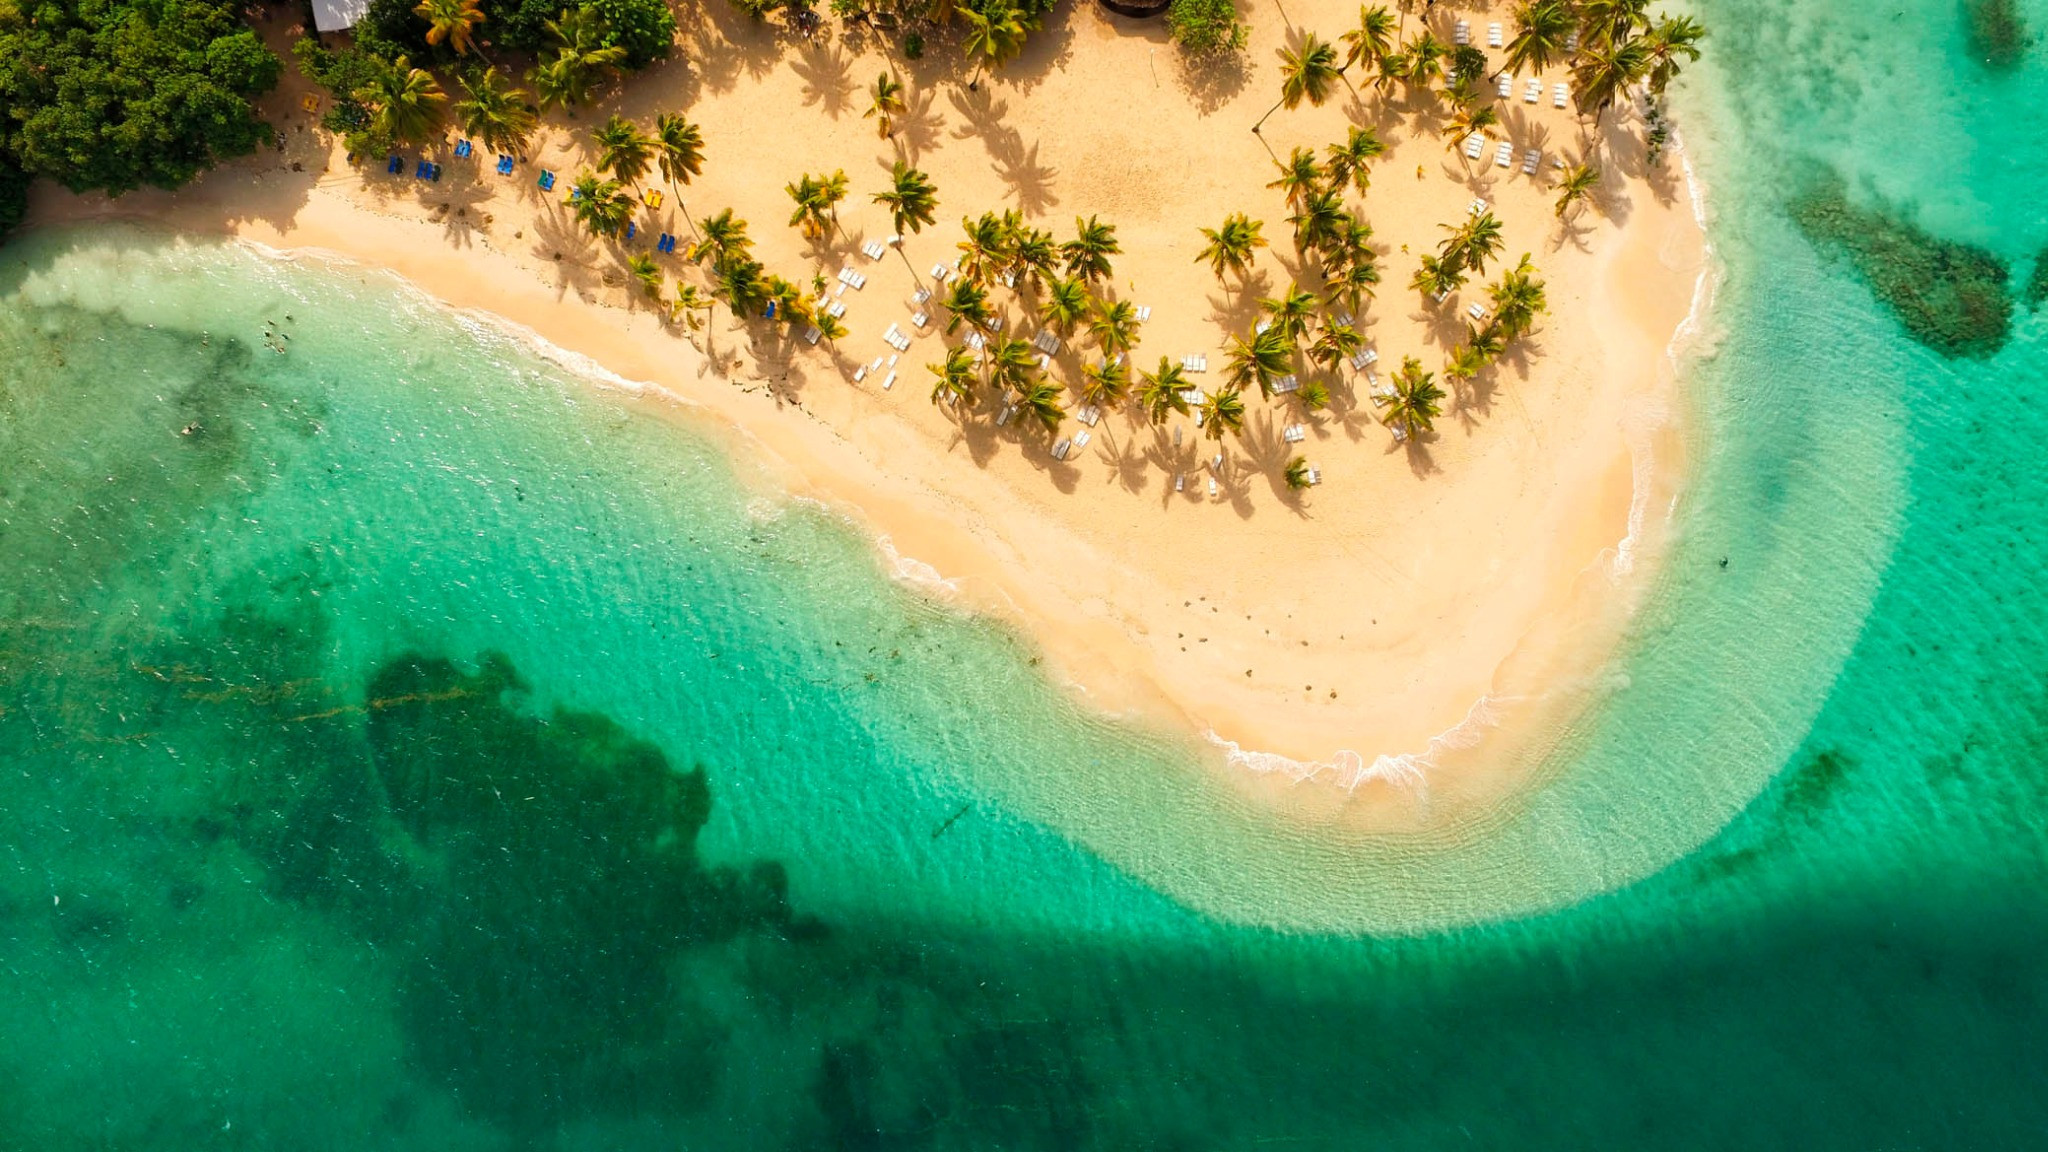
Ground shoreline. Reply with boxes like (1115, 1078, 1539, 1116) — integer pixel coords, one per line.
(24, 0, 1713, 825)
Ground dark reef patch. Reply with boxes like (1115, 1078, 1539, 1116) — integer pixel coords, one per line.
(1789, 175, 2013, 359)
(1963, 0, 2033, 69)
(2024, 249, 2048, 312)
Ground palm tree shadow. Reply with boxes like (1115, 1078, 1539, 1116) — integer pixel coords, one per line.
(894, 84, 947, 163)
(1173, 45, 1250, 113)
(1091, 421, 1154, 494)
(991, 135, 1060, 215)
(1143, 425, 1203, 506)
(1394, 432, 1441, 478)
(1206, 274, 1270, 334)
(792, 42, 858, 117)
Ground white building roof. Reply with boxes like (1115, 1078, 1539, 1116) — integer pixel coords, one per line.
(312, 0, 369, 32)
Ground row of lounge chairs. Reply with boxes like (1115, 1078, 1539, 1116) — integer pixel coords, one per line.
(1463, 133, 1548, 175)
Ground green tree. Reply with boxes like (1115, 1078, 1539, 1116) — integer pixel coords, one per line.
(1090, 298, 1141, 358)
(930, 345, 978, 406)
(568, 170, 634, 237)
(1196, 213, 1266, 283)
(1225, 326, 1293, 397)
(670, 282, 712, 329)
(1338, 4, 1397, 75)
(1080, 356, 1131, 410)
(1505, 0, 1575, 77)
(1440, 210, 1505, 276)
(1014, 376, 1067, 433)
(1307, 319, 1362, 374)
(1062, 216, 1120, 283)
(1554, 162, 1600, 220)
(1136, 358, 1192, 425)
(359, 56, 448, 148)
(1284, 455, 1314, 489)
(455, 67, 539, 156)
(415, 0, 485, 55)
(1324, 126, 1386, 196)
(1382, 355, 1444, 439)
(1199, 386, 1247, 441)
(961, 0, 1029, 87)
(1039, 276, 1090, 334)
(1642, 15, 1706, 95)
(1571, 33, 1651, 117)
(1410, 253, 1466, 301)
(581, 0, 676, 68)
(1260, 285, 1319, 343)
(1488, 253, 1547, 338)
(1267, 147, 1324, 211)
(1288, 188, 1348, 257)
(1399, 31, 1448, 94)
(958, 211, 1012, 280)
(941, 278, 994, 333)
(626, 250, 663, 300)
(1443, 104, 1501, 152)
(874, 161, 939, 236)
(690, 208, 752, 266)
(1166, 0, 1246, 55)
(1254, 33, 1341, 133)
(864, 71, 906, 137)
(592, 114, 654, 185)
(530, 8, 626, 110)
(786, 169, 849, 239)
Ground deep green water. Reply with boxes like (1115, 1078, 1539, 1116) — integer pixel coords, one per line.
(5, 0, 2048, 1142)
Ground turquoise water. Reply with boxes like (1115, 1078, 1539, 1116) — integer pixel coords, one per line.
(5, 0, 2048, 1141)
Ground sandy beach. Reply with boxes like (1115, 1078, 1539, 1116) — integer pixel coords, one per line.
(30, 0, 1710, 819)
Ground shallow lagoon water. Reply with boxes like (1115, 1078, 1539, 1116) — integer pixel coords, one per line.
(4, 0, 2047, 1141)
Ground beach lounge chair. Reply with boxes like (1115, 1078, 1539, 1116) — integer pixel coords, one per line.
(997, 404, 1016, 426)
(1078, 405, 1101, 427)
(1494, 141, 1514, 168)
(1392, 424, 1409, 443)
(301, 94, 322, 114)
(1470, 198, 1488, 215)
(454, 139, 473, 159)
(657, 233, 676, 254)
(386, 155, 403, 175)
(1353, 347, 1379, 370)
(1273, 374, 1300, 394)
(1074, 430, 1091, 450)
(1334, 308, 1353, 326)
(414, 159, 432, 179)
(913, 287, 933, 304)
(1051, 438, 1073, 461)
(1522, 148, 1542, 174)
(1173, 425, 1183, 446)
(911, 311, 929, 328)
(966, 331, 986, 351)
(1453, 20, 1470, 44)
(1497, 74, 1513, 99)
(825, 300, 846, 318)
(624, 221, 636, 240)
(930, 263, 951, 281)
(1565, 30, 1579, 51)
(1135, 305, 1152, 322)
(1464, 133, 1486, 160)
(881, 371, 896, 390)
(1208, 477, 1219, 497)
(644, 189, 663, 209)
(1553, 82, 1569, 108)
(1306, 466, 1321, 486)
(1283, 424, 1306, 444)
(862, 240, 886, 260)
(1487, 21, 1503, 47)
(1034, 330, 1060, 355)
(1175, 473, 1185, 492)
(538, 170, 556, 191)
(887, 234, 902, 247)
(1468, 302, 1490, 321)
(1180, 387, 1203, 406)
(764, 299, 778, 320)
(1254, 319, 1272, 335)
(803, 325, 822, 345)
(871, 356, 886, 372)
(853, 365, 868, 382)
(1191, 354, 1208, 372)
(496, 155, 516, 175)
(1210, 452, 1224, 471)
(1524, 78, 1542, 103)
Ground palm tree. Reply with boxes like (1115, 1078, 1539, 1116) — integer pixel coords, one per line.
(1199, 387, 1247, 442)
(1505, 0, 1574, 77)
(1010, 227, 1059, 287)
(1326, 257, 1382, 316)
(1324, 127, 1386, 196)
(1443, 104, 1500, 152)
(358, 56, 446, 147)
(786, 170, 849, 240)
(670, 283, 711, 330)
(941, 279, 994, 333)
(1642, 15, 1706, 95)
(1136, 358, 1192, 425)
(1225, 326, 1293, 397)
(1079, 357, 1131, 410)
(1040, 276, 1089, 334)
(1090, 298, 1140, 358)
(1382, 356, 1444, 439)
(654, 114, 705, 188)
(1399, 31, 1448, 94)
(961, 0, 1028, 88)
(987, 335, 1038, 397)
(1440, 210, 1504, 276)
(874, 162, 940, 238)
(814, 311, 850, 344)
(958, 212, 1011, 280)
(454, 67, 537, 157)
(567, 171, 634, 238)
(1488, 254, 1547, 338)
(1410, 253, 1466, 301)
(1307, 319, 1362, 374)
(1373, 48, 1410, 94)
(689, 207, 752, 266)
(1571, 33, 1651, 117)
(1288, 188, 1349, 259)
(865, 71, 907, 138)
(531, 9, 626, 111)
(1579, 0, 1650, 48)
(415, 0, 485, 56)
(716, 257, 771, 319)
(1196, 213, 1266, 283)
(930, 345, 978, 406)
(1062, 216, 1120, 284)
(1014, 376, 1068, 434)
(1554, 162, 1600, 219)
(1260, 285, 1319, 343)
(592, 115, 654, 185)
(1267, 148, 1324, 212)
(625, 251, 663, 301)
(1254, 33, 1341, 133)
(1338, 4, 1398, 75)
(1284, 456, 1314, 489)
(1444, 341, 1488, 384)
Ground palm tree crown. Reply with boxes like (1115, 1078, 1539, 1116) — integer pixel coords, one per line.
(654, 114, 705, 187)
(358, 56, 446, 148)
(1324, 127, 1386, 196)
(1196, 213, 1266, 282)
(454, 67, 537, 157)
(1505, 0, 1575, 77)
(874, 163, 939, 237)
(592, 115, 654, 185)
(865, 71, 907, 137)
(415, 0, 486, 56)
(1062, 216, 1120, 283)
(1382, 356, 1444, 439)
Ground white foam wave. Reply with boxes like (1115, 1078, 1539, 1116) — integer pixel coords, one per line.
(874, 534, 962, 595)
(1205, 694, 1512, 794)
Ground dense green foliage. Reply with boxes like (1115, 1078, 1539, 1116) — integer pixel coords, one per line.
(0, 0, 279, 235)
(578, 0, 675, 66)
(0, 156, 28, 236)
(1167, 0, 1245, 55)
(293, 37, 385, 139)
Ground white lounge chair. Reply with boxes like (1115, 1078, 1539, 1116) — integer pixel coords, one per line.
(826, 300, 846, 318)
(1273, 374, 1300, 394)
(1453, 20, 1470, 44)
(881, 371, 896, 390)
(1465, 133, 1486, 160)
(1522, 148, 1541, 175)
(1487, 21, 1503, 47)
(1073, 430, 1091, 449)
(1468, 302, 1489, 321)
(1496, 74, 1513, 99)
(1524, 78, 1542, 104)
(1051, 438, 1073, 460)
(1494, 141, 1514, 168)
(1283, 424, 1306, 444)
(1034, 329, 1061, 355)
(1306, 466, 1321, 486)
(910, 311, 928, 328)
(1175, 473, 1185, 492)
(1553, 82, 1569, 108)
(1469, 198, 1489, 215)
(913, 286, 932, 304)
(1208, 477, 1219, 497)
(861, 240, 886, 260)
(1135, 305, 1152, 322)
(853, 365, 867, 382)
(1077, 405, 1101, 427)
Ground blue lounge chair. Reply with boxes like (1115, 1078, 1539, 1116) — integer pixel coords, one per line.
(454, 139, 473, 159)
(657, 233, 676, 254)
(415, 159, 432, 179)
(386, 155, 403, 174)
(496, 155, 515, 175)
(624, 221, 636, 240)
(764, 299, 778, 319)
(538, 170, 556, 192)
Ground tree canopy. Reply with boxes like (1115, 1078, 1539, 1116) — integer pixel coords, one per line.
(0, 0, 280, 223)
